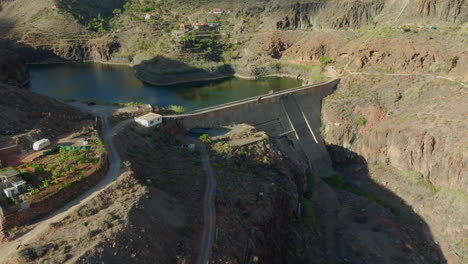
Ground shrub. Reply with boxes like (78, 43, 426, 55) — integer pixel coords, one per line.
(168, 105, 187, 114)
(86, 14, 106, 32)
(320, 124, 327, 139)
(199, 134, 212, 144)
(319, 55, 333, 67)
(356, 116, 366, 126)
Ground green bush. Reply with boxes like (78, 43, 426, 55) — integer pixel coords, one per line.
(320, 124, 327, 139)
(319, 55, 333, 67)
(168, 105, 186, 114)
(356, 116, 366, 126)
(199, 134, 212, 144)
(87, 14, 106, 32)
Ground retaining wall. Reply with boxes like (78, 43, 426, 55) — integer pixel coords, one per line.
(0, 155, 109, 230)
(168, 79, 340, 177)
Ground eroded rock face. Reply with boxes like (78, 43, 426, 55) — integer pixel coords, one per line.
(322, 75, 468, 193)
(325, 1, 385, 29)
(321, 74, 467, 263)
(346, 37, 443, 73)
(448, 50, 468, 82)
(51, 39, 120, 62)
(275, 2, 325, 30)
(380, 0, 468, 24)
(418, 0, 466, 23)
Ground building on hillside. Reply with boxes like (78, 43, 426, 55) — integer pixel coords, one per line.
(180, 23, 193, 31)
(0, 169, 19, 182)
(0, 169, 27, 199)
(210, 8, 225, 14)
(3, 180, 27, 198)
(194, 22, 209, 29)
(145, 14, 152, 21)
(135, 113, 163, 128)
(33, 139, 51, 151)
(51, 5, 61, 9)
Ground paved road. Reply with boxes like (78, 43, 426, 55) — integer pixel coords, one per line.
(194, 141, 217, 264)
(0, 112, 131, 263)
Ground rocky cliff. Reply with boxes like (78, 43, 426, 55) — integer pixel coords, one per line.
(0, 43, 84, 135)
(321, 74, 468, 263)
(0, 42, 29, 85)
(323, 75, 467, 192)
(378, 0, 468, 25)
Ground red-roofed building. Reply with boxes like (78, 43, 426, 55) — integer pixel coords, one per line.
(180, 23, 193, 31)
(210, 8, 225, 14)
(194, 22, 209, 29)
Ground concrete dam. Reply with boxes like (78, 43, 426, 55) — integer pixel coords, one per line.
(166, 79, 340, 177)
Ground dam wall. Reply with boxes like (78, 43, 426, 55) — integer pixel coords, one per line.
(167, 79, 340, 177)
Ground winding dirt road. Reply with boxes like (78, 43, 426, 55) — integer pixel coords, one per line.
(0, 108, 131, 263)
(194, 141, 217, 264)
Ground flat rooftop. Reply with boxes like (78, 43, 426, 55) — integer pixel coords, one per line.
(136, 113, 162, 121)
(0, 169, 20, 178)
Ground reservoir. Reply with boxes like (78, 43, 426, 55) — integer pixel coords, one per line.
(27, 63, 302, 111)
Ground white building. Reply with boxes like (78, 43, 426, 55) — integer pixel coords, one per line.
(3, 180, 27, 198)
(135, 113, 163, 127)
(145, 14, 152, 21)
(33, 139, 51, 151)
(210, 8, 225, 14)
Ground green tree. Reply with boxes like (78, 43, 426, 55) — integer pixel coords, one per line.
(319, 55, 333, 67)
(87, 14, 106, 32)
(199, 134, 212, 144)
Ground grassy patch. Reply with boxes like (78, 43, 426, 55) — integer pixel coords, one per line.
(168, 105, 187, 114)
(259, 61, 327, 83)
(404, 170, 441, 193)
(356, 116, 366, 126)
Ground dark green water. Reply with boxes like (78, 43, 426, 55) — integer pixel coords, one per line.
(27, 63, 302, 111)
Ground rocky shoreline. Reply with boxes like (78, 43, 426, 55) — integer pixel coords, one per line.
(25, 55, 308, 86)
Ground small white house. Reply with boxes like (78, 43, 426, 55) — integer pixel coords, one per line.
(33, 139, 51, 151)
(145, 14, 152, 21)
(11, 180, 27, 193)
(3, 180, 27, 198)
(210, 8, 225, 14)
(3, 187, 16, 198)
(135, 113, 162, 128)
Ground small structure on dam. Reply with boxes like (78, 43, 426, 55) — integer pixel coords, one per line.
(165, 79, 341, 178)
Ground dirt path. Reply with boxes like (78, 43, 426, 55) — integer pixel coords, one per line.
(311, 176, 339, 264)
(345, 70, 468, 88)
(194, 141, 217, 264)
(0, 110, 131, 263)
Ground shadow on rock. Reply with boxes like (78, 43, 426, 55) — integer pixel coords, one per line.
(316, 144, 447, 264)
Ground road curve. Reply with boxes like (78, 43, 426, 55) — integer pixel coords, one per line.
(0, 115, 131, 263)
(195, 142, 217, 264)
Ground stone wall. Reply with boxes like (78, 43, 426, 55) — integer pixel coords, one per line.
(0, 155, 108, 230)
